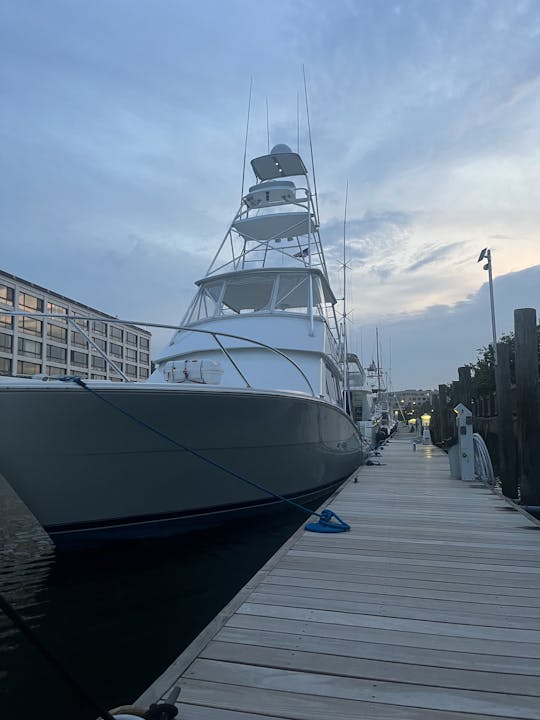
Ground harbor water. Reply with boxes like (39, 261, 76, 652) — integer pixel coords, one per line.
(0, 476, 313, 719)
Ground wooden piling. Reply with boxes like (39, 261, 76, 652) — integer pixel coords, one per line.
(458, 366, 472, 409)
(437, 383, 448, 441)
(495, 342, 518, 499)
(514, 308, 540, 505)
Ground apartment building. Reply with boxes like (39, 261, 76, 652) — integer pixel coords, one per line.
(0, 269, 151, 381)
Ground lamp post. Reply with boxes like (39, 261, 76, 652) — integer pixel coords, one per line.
(420, 412, 432, 445)
(478, 248, 498, 365)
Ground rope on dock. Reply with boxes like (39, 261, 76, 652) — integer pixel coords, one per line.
(61, 377, 351, 531)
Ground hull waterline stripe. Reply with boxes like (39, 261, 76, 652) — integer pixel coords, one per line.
(45, 476, 347, 536)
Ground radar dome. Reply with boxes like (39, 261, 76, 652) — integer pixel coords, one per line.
(271, 143, 292, 154)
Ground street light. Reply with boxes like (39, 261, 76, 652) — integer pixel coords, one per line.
(420, 413, 431, 427)
(478, 247, 498, 365)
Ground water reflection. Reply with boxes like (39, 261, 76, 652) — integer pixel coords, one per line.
(1, 477, 312, 720)
(0, 476, 55, 713)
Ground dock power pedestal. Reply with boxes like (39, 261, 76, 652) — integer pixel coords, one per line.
(453, 403, 474, 482)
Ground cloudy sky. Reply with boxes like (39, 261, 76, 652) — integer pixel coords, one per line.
(1, 0, 539, 389)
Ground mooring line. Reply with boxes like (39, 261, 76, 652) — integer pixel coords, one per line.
(65, 378, 325, 517)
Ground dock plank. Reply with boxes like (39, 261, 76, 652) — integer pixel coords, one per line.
(138, 433, 540, 719)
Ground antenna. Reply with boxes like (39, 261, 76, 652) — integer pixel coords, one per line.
(342, 180, 349, 412)
(342, 180, 349, 327)
(240, 77, 253, 203)
(296, 92, 300, 153)
(302, 65, 320, 221)
(376, 327, 381, 394)
(266, 96, 270, 154)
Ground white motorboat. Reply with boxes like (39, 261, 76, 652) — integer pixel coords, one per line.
(0, 142, 365, 545)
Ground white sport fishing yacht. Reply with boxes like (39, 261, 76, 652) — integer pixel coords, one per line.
(0, 142, 365, 544)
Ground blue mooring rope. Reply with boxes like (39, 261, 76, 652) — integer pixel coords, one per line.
(61, 378, 350, 532)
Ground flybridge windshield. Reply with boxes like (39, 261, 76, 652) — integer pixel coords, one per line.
(185, 271, 333, 324)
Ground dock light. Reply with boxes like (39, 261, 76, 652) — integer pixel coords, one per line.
(421, 413, 431, 427)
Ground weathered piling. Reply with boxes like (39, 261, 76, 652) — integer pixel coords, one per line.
(458, 365, 472, 408)
(437, 383, 449, 441)
(514, 308, 540, 505)
(494, 341, 518, 499)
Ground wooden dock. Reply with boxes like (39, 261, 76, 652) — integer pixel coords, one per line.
(138, 431, 540, 719)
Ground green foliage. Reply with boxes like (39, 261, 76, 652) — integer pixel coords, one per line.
(467, 325, 539, 396)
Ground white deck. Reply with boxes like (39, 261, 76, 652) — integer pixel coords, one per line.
(138, 430, 540, 719)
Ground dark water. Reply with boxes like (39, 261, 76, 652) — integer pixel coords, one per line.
(0, 477, 311, 719)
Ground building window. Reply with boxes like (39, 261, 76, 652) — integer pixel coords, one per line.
(0, 314, 13, 329)
(47, 301, 67, 319)
(46, 365, 67, 376)
(110, 326, 123, 342)
(140, 337, 149, 350)
(125, 363, 137, 378)
(0, 357, 12, 375)
(70, 350, 88, 367)
(126, 331, 137, 346)
(19, 292, 44, 312)
(47, 323, 67, 342)
(71, 330, 88, 348)
(73, 318, 89, 330)
(18, 337, 42, 358)
(139, 351, 149, 364)
(47, 344, 67, 363)
(0, 284, 14, 306)
(93, 320, 107, 336)
(139, 367, 149, 380)
(91, 374, 106, 380)
(93, 337, 106, 351)
(17, 360, 41, 376)
(91, 355, 106, 371)
(0, 332, 13, 352)
(126, 347, 137, 362)
(19, 316, 43, 336)
(109, 342, 123, 358)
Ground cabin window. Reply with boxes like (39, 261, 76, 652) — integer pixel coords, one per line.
(186, 281, 224, 323)
(221, 274, 274, 315)
(324, 363, 340, 403)
(274, 273, 321, 312)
